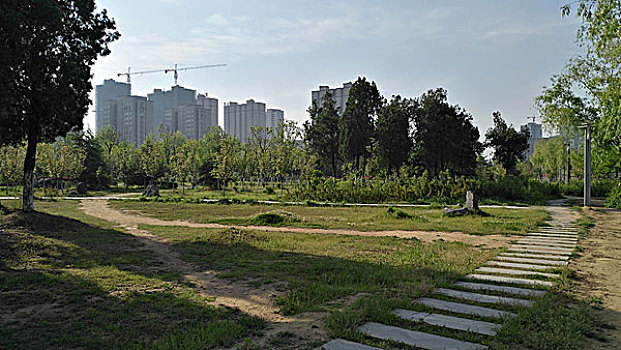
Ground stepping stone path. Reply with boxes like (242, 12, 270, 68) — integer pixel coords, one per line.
(317, 206, 581, 350)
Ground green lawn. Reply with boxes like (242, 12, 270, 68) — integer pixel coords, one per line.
(0, 200, 598, 349)
(110, 200, 549, 235)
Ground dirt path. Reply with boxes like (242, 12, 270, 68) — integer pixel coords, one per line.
(573, 208, 621, 349)
(80, 199, 515, 248)
(80, 200, 326, 348)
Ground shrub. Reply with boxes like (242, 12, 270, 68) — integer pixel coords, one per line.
(386, 207, 412, 219)
(251, 210, 299, 225)
(606, 182, 621, 209)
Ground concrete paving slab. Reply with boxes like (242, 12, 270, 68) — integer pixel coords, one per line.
(523, 236, 578, 242)
(508, 247, 573, 255)
(500, 252, 569, 260)
(316, 339, 383, 350)
(511, 245, 574, 253)
(476, 267, 559, 278)
(393, 309, 500, 336)
(436, 288, 533, 306)
(359, 322, 489, 350)
(465, 274, 555, 287)
(496, 256, 568, 266)
(453, 281, 547, 297)
(527, 232, 578, 238)
(416, 297, 516, 318)
(517, 240, 576, 247)
(537, 229, 579, 233)
(487, 261, 560, 271)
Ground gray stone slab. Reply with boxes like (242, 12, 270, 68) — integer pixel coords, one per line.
(537, 229, 579, 233)
(519, 238, 576, 244)
(501, 252, 569, 260)
(466, 274, 555, 287)
(527, 232, 578, 238)
(523, 236, 578, 242)
(496, 256, 568, 266)
(487, 260, 560, 271)
(393, 309, 500, 336)
(316, 339, 383, 350)
(518, 239, 576, 247)
(436, 288, 533, 306)
(453, 281, 547, 297)
(511, 244, 574, 252)
(476, 266, 559, 278)
(416, 297, 516, 318)
(509, 247, 573, 255)
(359, 322, 489, 350)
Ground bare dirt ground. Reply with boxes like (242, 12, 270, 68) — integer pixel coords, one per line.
(573, 208, 621, 349)
(80, 199, 515, 248)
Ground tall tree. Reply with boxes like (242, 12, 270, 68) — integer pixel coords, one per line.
(304, 92, 341, 176)
(412, 88, 482, 176)
(339, 77, 383, 174)
(485, 112, 530, 174)
(375, 96, 414, 177)
(0, 0, 119, 211)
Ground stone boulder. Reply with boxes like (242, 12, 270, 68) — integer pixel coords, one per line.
(142, 183, 160, 197)
(76, 182, 88, 195)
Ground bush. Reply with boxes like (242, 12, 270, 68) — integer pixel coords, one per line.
(606, 182, 621, 209)
(251, 210, 299, 225)
(386, 207, 412, 219)
(263, 186, 275, 195)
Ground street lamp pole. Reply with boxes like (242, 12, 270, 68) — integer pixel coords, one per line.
(580, 123, 592, 207)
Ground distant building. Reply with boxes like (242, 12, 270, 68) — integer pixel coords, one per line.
(266, 109, 285, 130)
(147, 86, 198, 135)
(224, 99, 267, 142)
(164, 104, 215, 140)
(311, 82, 352, 115)
(521, 122, 542, 160)
(112, 96, 153, 147)
(95, 79, 130, 133)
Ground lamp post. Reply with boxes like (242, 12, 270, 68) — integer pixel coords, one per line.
(579, 123, 591, 207)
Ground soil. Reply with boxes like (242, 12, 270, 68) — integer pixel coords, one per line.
(572, 208, 621, 349)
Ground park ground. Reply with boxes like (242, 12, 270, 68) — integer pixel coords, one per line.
(0, 196, 619, 349)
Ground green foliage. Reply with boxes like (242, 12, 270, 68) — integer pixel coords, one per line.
(374, 95, 414, 176)
(606, 181, 621, 208)
(485, 111, 529, 174)
(386, 207, 412, 219)
(250, 210, 299, 225)
(412, 88, 483, 176)
(339, 77, 383, 171)
(304, 91, 342, 176)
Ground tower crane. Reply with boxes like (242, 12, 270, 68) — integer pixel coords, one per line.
(117, 63, 226, 85)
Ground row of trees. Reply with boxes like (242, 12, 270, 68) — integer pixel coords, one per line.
(305, 78, 528, 179)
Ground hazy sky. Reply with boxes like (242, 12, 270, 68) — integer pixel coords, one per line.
(88, 0, 583, 137)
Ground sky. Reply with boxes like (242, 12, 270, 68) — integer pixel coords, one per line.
(88, 0, 584, 138)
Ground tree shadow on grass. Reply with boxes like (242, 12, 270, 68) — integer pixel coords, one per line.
(0, 212, 264, 350)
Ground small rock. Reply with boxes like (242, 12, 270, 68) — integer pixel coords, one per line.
(76, 182, 88, 195)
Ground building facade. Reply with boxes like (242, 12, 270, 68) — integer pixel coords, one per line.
(266, 109, 284, 130)
(147, 86, 198, 135)
(223, 99, 268, 142)
(95, 79, 130, 133)
(311, 82, 352, 115)
(521, 122, 543, 160)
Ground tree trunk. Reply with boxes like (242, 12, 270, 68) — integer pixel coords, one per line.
(23, 135, 38, 212)
(331, 154, 337, 178)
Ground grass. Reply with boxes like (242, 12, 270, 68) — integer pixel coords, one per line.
(110, 200, 549, 235)
(1, 199, 600, 349)
(0, 201, 264, 350)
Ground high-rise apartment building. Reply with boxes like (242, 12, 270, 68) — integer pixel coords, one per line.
(223, 99, 267, 142)
(311, 82, 352, 115)
(266, 109, 285, 130)
(148, 86, 198, 135)
(520, 121, 543, 160)
(95, 79, 130, 133)
(117, 96, 152, 147)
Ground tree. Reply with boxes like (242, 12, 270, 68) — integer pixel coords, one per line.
(212, 136, 240, 195)
(0, 145, 25, 195)
(66, 130, 110, 189)
(412, 88, 482, 176)
(248, 126, 275, 186)
(274, 121, 302, 194)
(339, 77, 383, 175)
(0, 0, 119, 211)
(485, 111, 530, 174)
(36, 140, 86, 193)
(375, 96, 414, 177)
(304, 92, 341, 177)
(531, 137, 566, 181)
(543, 0, 621, 178)
(140, 133, 166, 188)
